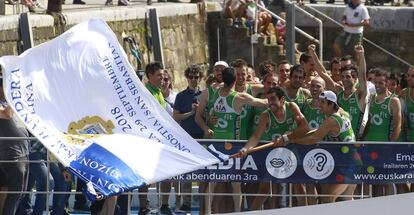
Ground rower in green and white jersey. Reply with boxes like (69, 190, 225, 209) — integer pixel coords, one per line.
(195, 67, 268, 213)
(195, 61, 228, 138)
(364, 69, 401, 142)
(302, 77, 327, 130)
(210, 89, 241, 139)
(273, 90, 355, 203)
(337, 90, 363, 136)
(364, 68, 401, 197)
(250, 73, 279, 139)
(239, 87, 309, 210)
(284, 64, 311, 110)
(310, 44, 368, 139)
(197, 67, 268, 140)
(364, 94, 394, 141)
(399, 67, 414, 142)
(232, 59, 266, 140)
(264, 103, 297, 141)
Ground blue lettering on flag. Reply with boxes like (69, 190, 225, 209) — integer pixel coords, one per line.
(70, 143, 146, 196)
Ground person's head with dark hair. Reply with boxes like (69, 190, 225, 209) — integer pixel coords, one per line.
(373, 68, 390, 80)
(340, 64, 358, 90)
(184, 64, 202, 90)
(185, 64, 202, 78)
(221, 67, 236, 87)
(300, 52, 315, 75)
(277, 60, 291, 84)
(161, 69, 173, 91)
(267, 86, 286, 111)
(145, 61, 164, 88)
(289, 64, 305, 89)
(262, 73, 279, 92)
(372, 68, 390, 95)
(387, 73, 400, 94)
(231, 59, 248, 87)
(299, 53, 312, 64)
(258, 60, 276, 80)
(230, 59, 248, 69)
(246, 64, 257, 83)
(406, 66, 414, 89)
(340, 55, 353, 67)
(330, 57, 341, 82)
(367, 68, 377, 82)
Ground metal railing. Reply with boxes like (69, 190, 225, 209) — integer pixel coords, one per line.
(302, 3, 412, 67)
(0, 136, 395, 214)
(248, 0, 323, 63)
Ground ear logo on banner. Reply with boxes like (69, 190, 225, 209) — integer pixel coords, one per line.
(303, 148, 335, 180)
(265, 148, 297, 179)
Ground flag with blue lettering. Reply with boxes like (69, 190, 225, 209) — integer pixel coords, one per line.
(0, 18, 222, 197)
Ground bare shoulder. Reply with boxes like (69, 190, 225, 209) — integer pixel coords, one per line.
(287, 102, 300, 112)
(390, 96, 401, 106)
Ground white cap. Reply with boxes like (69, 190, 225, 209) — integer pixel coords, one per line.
(319, 90, 338, 105)
(214, 61, 229, 68)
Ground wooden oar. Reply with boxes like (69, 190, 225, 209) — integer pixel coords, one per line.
(229, 142, 275, 158)
(229, 130, 318, 158)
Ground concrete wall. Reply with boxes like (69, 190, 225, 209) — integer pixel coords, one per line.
(295, 5, 414, 73)
(0, 3, 219, 91)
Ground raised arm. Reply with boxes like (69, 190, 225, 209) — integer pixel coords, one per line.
(355, 45, 368, 106)
(235, 92, 268, 113)
(308, 44, 342, 93)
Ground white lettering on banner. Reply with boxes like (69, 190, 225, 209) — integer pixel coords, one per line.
(383, 163, 409, 169)
(206, 156, 258, 170)
(396, 153, 414, 161)
(79, 157, 121, 178)
(75, 170, 123, 193)
(179, 172, 258, 181)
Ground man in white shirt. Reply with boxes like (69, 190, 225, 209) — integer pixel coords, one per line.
(333, 0, 370, 57)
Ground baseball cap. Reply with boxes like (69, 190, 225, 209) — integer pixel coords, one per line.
(319, 90, 338, 105)
(214, 61, 229, 68)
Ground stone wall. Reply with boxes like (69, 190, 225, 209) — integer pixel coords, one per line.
(1, 3, 413, 91)
(0, 3, 215, 91)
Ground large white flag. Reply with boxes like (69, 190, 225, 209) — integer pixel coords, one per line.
(0, 18, 222, 197)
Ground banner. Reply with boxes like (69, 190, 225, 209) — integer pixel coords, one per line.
(170, 140, 414, 184)
(0, 18, 221, 197)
